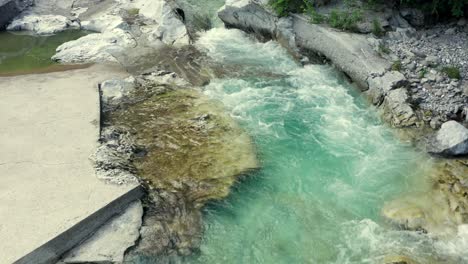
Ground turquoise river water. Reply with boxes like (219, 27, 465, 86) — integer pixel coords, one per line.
(135, 0, 468, 263)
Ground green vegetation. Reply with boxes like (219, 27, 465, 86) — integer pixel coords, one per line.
(269, 0, 304, 17)
(329, 9, 363, 31)
(378, 43, 391, 54)
(303, 0, 325, 23)
(392, 60, 402, 71)
(441, 66, 461, 79)
(372, 19, 384, 37)
(419, 68, 428, 78)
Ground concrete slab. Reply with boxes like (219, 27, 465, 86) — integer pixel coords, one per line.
(63, 200, 143, 263)
(0, 64, 142, 264)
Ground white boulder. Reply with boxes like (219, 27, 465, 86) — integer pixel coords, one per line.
(52, 28, 137, 63)
(7, 14, 79, 34)
(429, 121, 468, 156)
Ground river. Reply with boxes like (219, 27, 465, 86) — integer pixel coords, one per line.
(137, 1, 468, 263)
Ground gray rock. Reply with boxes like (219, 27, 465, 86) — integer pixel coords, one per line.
(429, 121, 468, 156)
(430, 117, 442, 129)
(7, 14, 80, 34)
(0, 0, 33, 29)
(462, 82, 468, 96)
(400, 8, 424, 27)
(445, 27, 457, 35)
(457, 18, 467, 27)
(63, 200, 143, 263)
(382, 88, 418, 127)
(424, 55, 438, 67)
(218, 0, 277, 41)
(100, 77, 136, 106)
(52, 28, 137, 63)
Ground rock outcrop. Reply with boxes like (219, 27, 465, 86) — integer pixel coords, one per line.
(52, 28, 137, 63)
(0, 0, 32, 29)
(7, 14, 80, 34)
(429, 121, 468, 156)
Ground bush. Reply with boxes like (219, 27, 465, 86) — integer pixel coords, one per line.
(303, 0, 326, 23)
(269, 0, 304, 17)
(328, 9, 363, 31)
(441, 66, 461, 79)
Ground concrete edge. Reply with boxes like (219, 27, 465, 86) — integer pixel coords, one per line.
(14, 185, 145, 264)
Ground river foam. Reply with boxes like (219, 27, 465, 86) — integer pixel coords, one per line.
(184, 27, 468, 263)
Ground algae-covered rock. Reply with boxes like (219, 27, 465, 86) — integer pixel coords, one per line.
(104, 71, 258, 258)
(109, 88, 259, 203)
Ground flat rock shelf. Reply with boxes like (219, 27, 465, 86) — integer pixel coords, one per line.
(0, 64, 143, 264)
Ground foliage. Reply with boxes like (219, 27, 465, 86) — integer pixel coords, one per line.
(392, 60, 402, 71)
(372, 19, 384, 37)
(303, 0, 326, 23)
(419, 68, 428, 78)
(328, 9, 363, 31)
(441, 66, 461, 79)
(378, 43, 390, 54)
(269, 0, 304, 17)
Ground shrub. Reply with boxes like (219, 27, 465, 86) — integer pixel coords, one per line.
(303, 0, 326, 23)
(441, 66, 461, 79)
(328, 9, 363, 31)
(269, 0, 304, 17)
(392, 60, 402, 71)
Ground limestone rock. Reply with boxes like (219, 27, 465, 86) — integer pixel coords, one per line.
(7, 14, 79, 34)
(218, 0, 277, 41)
(367, 71, 408, 105)
(52, 28, 137, 63)
(80, 14, 128, 32)
(63, 200, 143, 264)
(382, 88, 418, 127)
(429, 121, 468, 156)
(0, 0, 33, 29)
(135, 0, 190, 46)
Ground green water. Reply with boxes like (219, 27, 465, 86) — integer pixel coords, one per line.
(0, 30, 86, 74)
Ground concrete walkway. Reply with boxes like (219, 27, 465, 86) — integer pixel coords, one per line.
(0, 64, 142, 264)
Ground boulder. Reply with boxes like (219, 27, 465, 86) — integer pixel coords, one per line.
(52, 28, 137, 63)
(382, 88, 418, 127)
(429, 121, 468, 156)
(7, 14, 80, 34)
(366, 71, 408, 106)
(399, 7, 424, 27)
(218, 0, 277, 41)
(135, 0, 190, 46)
(0, 0, 33, 29)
